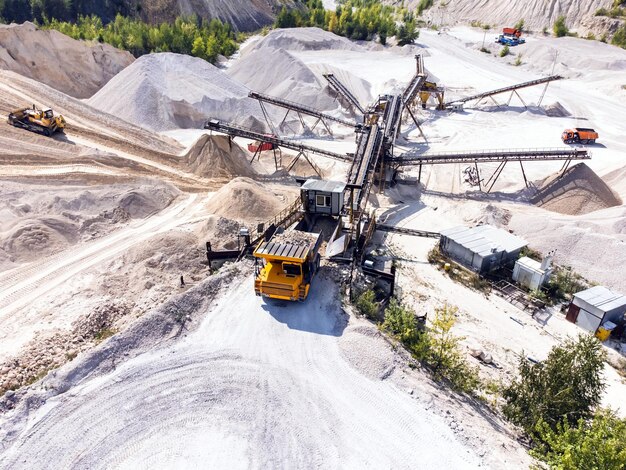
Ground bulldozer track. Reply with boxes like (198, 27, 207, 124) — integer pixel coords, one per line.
(0, 194, 200, 318)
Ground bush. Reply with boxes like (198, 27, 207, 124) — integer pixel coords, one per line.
(612, 23, 626, 49)
(553, 15, 569, 37)
(419, 304, 480, 393)
(503, 334, 607, 436)
(500, 45, 510, 57)
(514, 54, 522, 66)
(514, 19, 525, 31)
(382, 298, 423, 347)
(355, 289, 378, 320)
(532, 410, 626, 470)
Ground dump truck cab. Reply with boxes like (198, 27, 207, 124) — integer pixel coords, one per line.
(253, 230, 322, 301)
(562, 127, 598, 144)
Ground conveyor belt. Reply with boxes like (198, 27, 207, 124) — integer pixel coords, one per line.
(390, 147, 590, 166)
(323, 73, 366, 114)
(249, 91, 358, 128)
(445, 75, 563, 106)
(204, 119, 352, 162)
(376, 224, 440, 238)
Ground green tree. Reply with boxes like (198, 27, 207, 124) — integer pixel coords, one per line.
(191, 35, 206, 60)
(553, 15, 569, 37)
(397, 18, 419, 46)
(532, 410, 626, 469)
(503, 334, 607, 435)
(382, 298, 422, 347)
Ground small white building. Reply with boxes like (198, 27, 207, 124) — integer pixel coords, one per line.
(512, 256, 552, 291)
(566, 286, 626, 333)
(439, 225, 527, 274)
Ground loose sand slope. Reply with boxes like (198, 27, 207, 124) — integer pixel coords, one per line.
(0, 275, 494, 469)
(0, 22, 134, 99)
(417, 0, 612, 30)
(88, 53, 273, 132)
(532, 163, 622, 215)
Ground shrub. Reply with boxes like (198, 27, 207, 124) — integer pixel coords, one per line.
(355, 289, 378, 319)
(503, 334, 607, 436)
(514, 53, 522, 66)
(532, 410, 626, 469)
(553, 15, 569, 37)
(500, 45, 510, 57)
(514, 19, 525, 31)
(612, 23, 626, 49)
(382, 298, 423, 348)
(419, 304, 481, 393)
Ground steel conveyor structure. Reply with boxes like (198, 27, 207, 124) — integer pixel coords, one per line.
(444, 75, 563, 107)
(204, 118, 352, 163)
(376, 224, 440, 238)
(323, 73, 366, 114)
(390, 147, 590, 192)
(248, 91, 358, 130)
(391, 147, 590, 165)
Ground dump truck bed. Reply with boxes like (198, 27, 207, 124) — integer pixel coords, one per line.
(254, 231, 322, 262)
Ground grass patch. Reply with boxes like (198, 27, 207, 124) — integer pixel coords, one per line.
(95, 327, 117, 343)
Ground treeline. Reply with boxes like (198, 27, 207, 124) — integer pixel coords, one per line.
(0, 0, 134, 24)
(276, 0, 419, 45)
(41, 15, 238, 63)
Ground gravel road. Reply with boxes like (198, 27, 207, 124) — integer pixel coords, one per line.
(0, 275, 481, 469)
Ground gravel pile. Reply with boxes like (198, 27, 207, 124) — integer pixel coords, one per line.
(0, 22, 133, 99)
(185, 134, 256, 178)
(205, 177, 297, 223)
(87, 53, 275, 132)
(532, 162, 621, 215)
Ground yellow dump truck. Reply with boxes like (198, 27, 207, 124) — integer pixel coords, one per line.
(253, 230, 322, 301)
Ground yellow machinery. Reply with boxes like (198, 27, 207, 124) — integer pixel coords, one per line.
(253, 230, 322, 301)
(418, 81, 446, 110)
(8, 104, 65, 136)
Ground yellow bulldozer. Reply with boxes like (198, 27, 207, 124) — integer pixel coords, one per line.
(8, 104, 65, 136)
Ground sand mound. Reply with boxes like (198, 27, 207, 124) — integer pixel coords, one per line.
(184, 134, 255, 178)
(227, 47, 341, 114)
(521, 38, 626, 77)
(544, 101, 570, 117)
(87, 53, 275, 132)
(205, 177, 296, 223)
(420, 0, 611, 30)
(2, 217, 78, 261)
(247, 27, 362, 53)
(531, 163, 621, 215)
(509, 205, 626, 292)
(0, 22, 133, 99)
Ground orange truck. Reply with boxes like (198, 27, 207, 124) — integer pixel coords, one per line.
(561, 128, 598, 145)
(502, 27, 522, 38)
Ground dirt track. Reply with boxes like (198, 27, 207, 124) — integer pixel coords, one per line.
(0, 276, 486, 469)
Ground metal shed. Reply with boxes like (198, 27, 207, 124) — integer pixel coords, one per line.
(300, 179, 346, 216)
(566, 286, 626, 333)
(512, 256, 552, 291)
(439, 225, 527, 274)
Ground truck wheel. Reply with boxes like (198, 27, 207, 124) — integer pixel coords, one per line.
(581, 139, 588, 145)
(44, 128, 51, 137)
(590, 139, 595, 144)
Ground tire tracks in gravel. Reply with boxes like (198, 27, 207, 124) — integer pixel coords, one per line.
(0, 277, 482, 469)
(0, 194, 202, 356)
